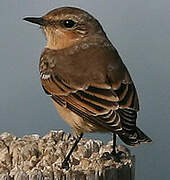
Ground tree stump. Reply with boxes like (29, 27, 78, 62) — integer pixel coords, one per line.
(0, 131, 135, 180)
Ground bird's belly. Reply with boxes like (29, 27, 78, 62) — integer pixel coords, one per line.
(52, 100, 108, 135)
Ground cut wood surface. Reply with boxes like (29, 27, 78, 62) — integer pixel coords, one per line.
(0, 131, 135, 180)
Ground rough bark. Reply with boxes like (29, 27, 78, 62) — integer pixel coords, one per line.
(0, 131, 135, 180)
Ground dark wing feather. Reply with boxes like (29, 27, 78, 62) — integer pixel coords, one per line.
(41, 73, 139, 133)
(51, 93, 122, 132)
(113, 81, 139, 138)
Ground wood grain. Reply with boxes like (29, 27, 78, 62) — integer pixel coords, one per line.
(0, 131, 135, 180)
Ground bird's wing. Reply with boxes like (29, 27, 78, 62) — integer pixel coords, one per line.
(39, 47, 139, 133)
(41, 76, 123, 132)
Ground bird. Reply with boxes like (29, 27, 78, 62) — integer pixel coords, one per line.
(23, 7, 152, 169)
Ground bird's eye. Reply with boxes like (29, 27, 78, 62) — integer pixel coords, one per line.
(62, 19, 76, 28)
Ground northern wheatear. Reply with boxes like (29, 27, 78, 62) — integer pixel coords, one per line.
(24, 7, 152, 169)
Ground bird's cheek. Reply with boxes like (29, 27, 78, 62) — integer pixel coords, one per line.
(55, 29, 63, 36)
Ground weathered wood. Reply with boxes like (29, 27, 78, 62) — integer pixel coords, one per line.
(0, 131, 135, 180)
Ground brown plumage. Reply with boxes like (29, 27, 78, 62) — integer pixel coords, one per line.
(24, 7, 151, 167)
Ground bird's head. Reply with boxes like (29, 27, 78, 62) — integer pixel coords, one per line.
(24, 7, 105, 50)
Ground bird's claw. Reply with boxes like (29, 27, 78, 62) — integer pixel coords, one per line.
(61, 160, 70, 170)
(111, 150, 127, 162)
(101, 150, 126, 162)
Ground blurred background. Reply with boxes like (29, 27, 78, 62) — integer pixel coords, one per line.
(0, 0, 169, 179)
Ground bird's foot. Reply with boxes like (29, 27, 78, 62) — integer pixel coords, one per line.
(101, 152, 113, 161)
(110, 150, 125, 162)
(61, 159, 70, 170)
(101, 150, 126, 162)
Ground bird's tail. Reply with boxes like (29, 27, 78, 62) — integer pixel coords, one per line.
(118, 127, 152, 146)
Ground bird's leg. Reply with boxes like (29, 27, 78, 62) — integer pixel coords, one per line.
(101, 133, 120, 161)
(111, 133, 117, 155)
(110, 133, 121, 161)
(62, 133, 83, 170)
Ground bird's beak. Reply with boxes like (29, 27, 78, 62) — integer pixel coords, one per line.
(23, 17, 47, 26)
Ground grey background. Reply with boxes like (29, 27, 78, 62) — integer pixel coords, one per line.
(0, 0, 169, 179)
